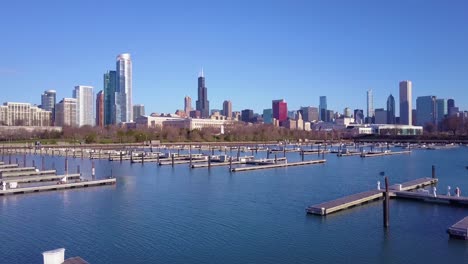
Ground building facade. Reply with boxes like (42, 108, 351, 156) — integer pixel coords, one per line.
(300, 106, 319, 122)
(354, 109, 364, 124)
(116, 53, 133, 123)
(55, 98, 77, 127)
(73, 85, 94, 127)
(399, 80, 412, 125)
(436, 99, 447, 125)
(196, 69, 210, 118)
(0, 102, 52, 127)
(263, 109, 273, 124)
(241, 109, 254, 123)
(374, 108, 387, 124)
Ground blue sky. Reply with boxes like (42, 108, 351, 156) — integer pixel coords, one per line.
(1, 0, 467, 115)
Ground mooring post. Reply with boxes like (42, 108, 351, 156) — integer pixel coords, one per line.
(229, 156, 232, 171)
(275, 154, 277, 164)
(142, 153, 144, 165)
(23, 154, 26, 167)
(42, 156, 45, 170)
(171, 154, 174, 167)
(130, 150, 133, 163)
(16, 158, 18, 165)
(189, 145, 193, 168)
(208, 155, 211, 169)
(283, 147, 286, 158)
(383, 176, 390, 228)
(267, 150, 270, 159)
(92, 161, 95, 178)
(432, 165, 436, 179)
(237, 146, 240, 159)
(65, 158, 68, 174)
(317, 145, 320, 157)
(301, 150, 304, 161)
(120, 151, 123, 163)
(32, 160, 36, 168)
(77, 165, 80, 174)
(9, 153, 11, 164)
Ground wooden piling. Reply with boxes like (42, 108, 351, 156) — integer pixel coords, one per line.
(65, 158, 68, 174)
(383, 176, 390, 228)
(432, 165, 436, 179)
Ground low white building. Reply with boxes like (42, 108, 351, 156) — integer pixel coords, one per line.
(136, 115, 231, 132)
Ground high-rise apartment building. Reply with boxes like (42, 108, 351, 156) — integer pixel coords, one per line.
(104, 70, 117, 125)
(319, 96, 327, 121)
(55, 98, 77, 127)
(96, 91, 104, 128)
(184, 96, 192, 114)
(40, 90, 56, 125)
(222, 100, 232, 119)
(416, 96, 437, 126)
(0, 102, 52, 126)
(73, 85, 94, 127)
(386, 94, 396, 124)
(399, 81, 412, 125)
(366, 89, 374, 123)
(272, 99, 287, 123)
(196, 69, 210, 118)
(116, 53, 133, 122)
(133, 104, 145, 119)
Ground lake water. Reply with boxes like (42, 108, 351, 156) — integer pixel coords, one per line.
(1, 147, 468, 263)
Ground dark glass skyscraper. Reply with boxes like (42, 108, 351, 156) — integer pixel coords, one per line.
(104, 70, 117, 125)
(319, 96, 327, 121)
(386, 94, 396, 124)
(196, 69, 210, 118)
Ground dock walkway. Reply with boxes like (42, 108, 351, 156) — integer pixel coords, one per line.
(1, 173, 81, 183)
(0, 178, 116, 196)
(231, 159, 326, 172)
(307, 178, 437, 215)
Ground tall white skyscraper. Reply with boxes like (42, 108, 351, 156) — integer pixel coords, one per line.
(399, 80, 412, 125)
(366, 89, 374, 123)
(73, 85, 94, 127)
(116, 53, 133, 123)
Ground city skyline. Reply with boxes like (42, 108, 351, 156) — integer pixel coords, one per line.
(1, 1, 468, 114)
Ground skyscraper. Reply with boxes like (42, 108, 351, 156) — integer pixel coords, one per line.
(73, 85, 94, 127)
(319, 96, 327, 122)
(366, 89, 374, 123)
(196, 69, 210, 118)
(447, 99, 455, 109)
(448, 99, 457, 116)
(416, 96, 436, 126)
(374, 108, 387, 124)
(55, 98, 77, 127)
(436, 99, 447, 125)
(41, 90, 56, 112)
(133, 104, 145, 119)
(343, 107, 352, 118)
(354, 109, 364, 124)
(399, 81, 412, 125)
(263, 109, 273, 124)
(386, 94, 396, 124)
(116, 53, 133, 123)
(103, 70, 117, 125)
(241, 109, 254, 123)
(300, 106, 319, 122)
(223, 100, 232, 119)
(184, 96, 192, 114)
(41, 90, 56, 124)
(272, 99, 287, 123)
(96, 91, 104, 128)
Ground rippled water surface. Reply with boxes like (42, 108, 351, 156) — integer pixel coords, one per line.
(1, 147, 468, 263)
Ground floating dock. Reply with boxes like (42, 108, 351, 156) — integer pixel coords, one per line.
(1, 173, 81, 184)
(231, 159, 326, 172)
(360, 150, 411, 158)
(0, 178, 116, 196)
(447, 216, 468, 240)
(337, 152, 361, 157)
(307, 178, 437, 215)
(393, 191, 468, 206)
(1, 169, 57, 178)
